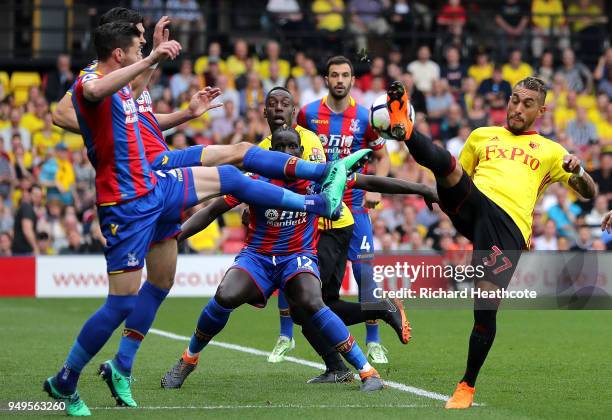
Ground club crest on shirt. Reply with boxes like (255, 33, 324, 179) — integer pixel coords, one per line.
(127, 252, 139, 267)
(349, 118, 360, 133)
(529, 141, 540, 150)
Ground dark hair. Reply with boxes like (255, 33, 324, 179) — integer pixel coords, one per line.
(98, 7, 143, 26)
(272, 125, 300, 143)
(515, 77, 547, 104)
(325, 56, 354, 77)
(267, 86, 291, 98)
(94, 22, 141, 61)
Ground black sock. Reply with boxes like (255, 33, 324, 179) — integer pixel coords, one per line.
(405, 130, 456, 177)
(327, 299, 368, 326)
(461, 309, 497, 387)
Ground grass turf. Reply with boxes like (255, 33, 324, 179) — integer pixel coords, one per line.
(0, 298, 610, 419)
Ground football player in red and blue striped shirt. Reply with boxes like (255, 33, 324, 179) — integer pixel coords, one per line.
(297, 56, 392, 363)
(160, 126, 384, 392)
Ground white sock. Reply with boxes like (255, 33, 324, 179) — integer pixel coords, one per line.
(359, 362, 373, 374)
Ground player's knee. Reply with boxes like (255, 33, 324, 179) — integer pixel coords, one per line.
(214, 283, 243, 309)
(293, 293, 325, 316)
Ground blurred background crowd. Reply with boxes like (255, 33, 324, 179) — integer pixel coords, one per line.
(0, 0, 610, 257)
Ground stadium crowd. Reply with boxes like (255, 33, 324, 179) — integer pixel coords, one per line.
(0, 0, 610, 257)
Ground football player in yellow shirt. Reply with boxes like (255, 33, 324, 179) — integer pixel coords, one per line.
(387, 77, 596, 409)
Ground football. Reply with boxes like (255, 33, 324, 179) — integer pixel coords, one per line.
(369, 93, 415, 139)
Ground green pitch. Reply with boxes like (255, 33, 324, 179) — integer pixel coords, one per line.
(1, 298, 610, 419)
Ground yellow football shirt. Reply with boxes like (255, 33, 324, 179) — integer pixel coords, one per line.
(459, 126, 571, 243)
(502, 63, 534, 88)
(468, 64, 493, 85)
(259, 125, 354, 230)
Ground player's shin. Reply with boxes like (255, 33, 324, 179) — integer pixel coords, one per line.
(113, 281, 170, 376)
(404, 130, 457, 178)
(462, 308, 498, 387)
(188, 297, 233, 356)
(54, 295, 136, 395)
(310, 306, 371, 373)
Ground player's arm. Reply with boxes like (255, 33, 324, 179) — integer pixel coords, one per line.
(52, 92, 80, 133)
(82, 41, 181, 102)
(364, 130, 391, 208)
(563, 154, 597, 200)
(601, 210, 612, 233)
(354, 174, 439, 209)
(154, 87, 222, 130)
(130, 16, 171, 100)
(178, 197, 234, 242)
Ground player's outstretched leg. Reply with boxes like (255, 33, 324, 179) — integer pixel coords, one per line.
(268, 291, 295, 363)
(161, 269, 260, 389)
(284, 273, 384, 392)
(191, 164, 347, 221)
(387, 80, 414, 140)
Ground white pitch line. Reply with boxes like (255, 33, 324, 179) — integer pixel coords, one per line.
(149, 328, 452, 402)
(90, 404, 431, 410)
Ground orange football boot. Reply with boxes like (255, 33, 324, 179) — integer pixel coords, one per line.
(445, 381, 475, 409)
(386, 81, 414, 141)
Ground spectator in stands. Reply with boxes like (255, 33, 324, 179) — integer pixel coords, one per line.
(558, 48, 593, 94)
(441, 45, 466, 94)
(596, 102, 612, 143)
(389, 0, 414, 47)
(244, 106, 268, 144)
(32, 112, 61, 158)
(400, 72, 426, 115)
(407, 45, 440, 94)
(361, 76, 386, 109)
(265, 0, 305, 48)
(0, 140, 13, 201)
(571, 225, 593, 251)
(567, 0, 607, 68)
(170, 59, 197, 101)
(594, 47, 612, 86)
(211, 101, 237, 144)
(300, 75, 326, 108)
(548, 187, 581, 238)
(436, 0, 466, 32)
(531, 0, 569, 58)
(348, 0, 390, 52)
(426, 79, 454, 125)
(488, 92, 508, 126)
(468, 50, 493, 86)
(194, 42, 226, 77)
(131, 0, 164, 28)
(166, 0, 205, 53)
(494, 0, 529, 61)
(533, 219, 559, 250)
(312, 0, 345, 32)
(502, 49, 533, 88)
(295, 57, 317, 92)
(10, 135, 33, 182)
(439, 103, 464, 142)
(36, 231, 55, 255)
(586, 195, 609, 236)
(478, 64, 512, 103)
(535, 50, 555, 87)
(85, 219, 105, 253)
(466, 94, 488, 129)
(357, 56, 385, 92)
(2, 108, 30, 151)
(597, 66, 612, 99)
(591, 146, 612, 204)
(226, 39, 254, 79)
(44, 54, 74, 104)
(11, 184, 42, 255)
(538, 112, 557, 140)
(259, 40, 291, 80)
(239, 71, 264, 116)
(554, 89, 578, 131)
(59, 229, 88, 254)
(0, 197, 13, 233)
(566, 107, 598, 147)
(262, 61, 287, 94)
(21, 96, 48, 135)
(0, 231, 11, 256)
(208, 74, 239, 121)
(39, 143, 75, 205)
(446, 124, 470, 158)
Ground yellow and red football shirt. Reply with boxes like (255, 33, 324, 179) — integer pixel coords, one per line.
(459, 126, 572, 243)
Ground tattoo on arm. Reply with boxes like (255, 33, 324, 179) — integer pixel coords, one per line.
(568, 172, 596, 200)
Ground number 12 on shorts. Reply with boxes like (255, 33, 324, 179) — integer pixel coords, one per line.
(296, 256, 313, 268)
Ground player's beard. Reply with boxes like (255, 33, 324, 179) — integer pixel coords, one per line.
(329, 83, 352, 100)
(506, 113, 532, 134)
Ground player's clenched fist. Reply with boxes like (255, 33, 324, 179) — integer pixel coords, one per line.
(562, 154, 582, 173)
(148, 40, 182, 64)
